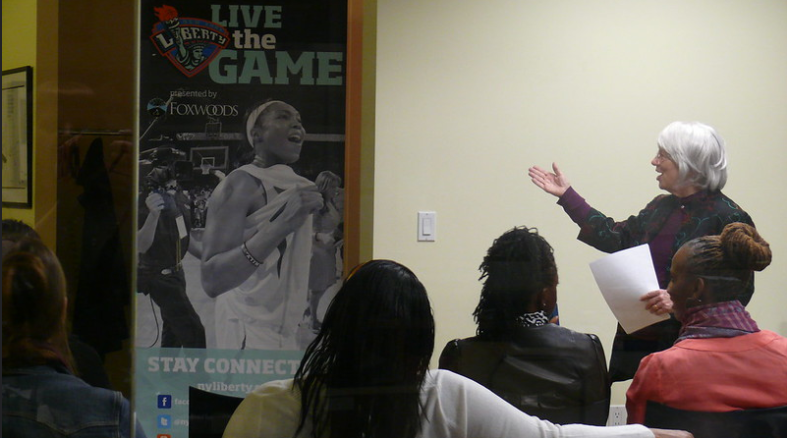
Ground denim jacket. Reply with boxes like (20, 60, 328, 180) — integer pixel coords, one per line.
(2, 364, 146, 438)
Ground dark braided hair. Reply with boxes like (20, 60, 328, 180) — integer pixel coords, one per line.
(681, 223, 771, 302)
(294, 260, 435, 438)
(473, 227, 557, 339)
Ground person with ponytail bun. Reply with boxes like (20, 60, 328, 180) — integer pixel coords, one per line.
(626, 223, 787, 425)
(2, 238, 145, 438)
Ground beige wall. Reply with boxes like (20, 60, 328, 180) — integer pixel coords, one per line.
(373, 0, 787, 403)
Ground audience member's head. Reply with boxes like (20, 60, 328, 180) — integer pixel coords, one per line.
(669, 222, 771, 320)
(2, 219, 40, 258)
(473, 226, 558, 338)
(294, 259, 435, 438)
(2, 237, 73, 372)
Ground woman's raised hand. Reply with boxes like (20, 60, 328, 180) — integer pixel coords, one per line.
(528, 162, 570, 197)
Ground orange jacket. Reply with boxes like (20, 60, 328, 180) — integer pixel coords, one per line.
(626, 330, 787, 424)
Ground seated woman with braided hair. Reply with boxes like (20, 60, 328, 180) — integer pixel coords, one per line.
(223, 259, 692, 438)
(627, 222, 787, 425)
(439, 226, 611, 425)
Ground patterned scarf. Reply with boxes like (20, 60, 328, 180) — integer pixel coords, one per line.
(513, 310, 550, 328)
(676, 300, 759, 343)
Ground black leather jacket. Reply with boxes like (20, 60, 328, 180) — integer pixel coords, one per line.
(439, 324, 610, 425)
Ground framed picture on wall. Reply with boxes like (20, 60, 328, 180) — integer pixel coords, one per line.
(2, 66, 34, 208)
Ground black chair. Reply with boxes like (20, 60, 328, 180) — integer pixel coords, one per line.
(644, 401, 787, 438)
(188, 387, 244, 438)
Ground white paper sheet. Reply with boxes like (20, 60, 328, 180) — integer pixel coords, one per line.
(589, 244, 669, 334)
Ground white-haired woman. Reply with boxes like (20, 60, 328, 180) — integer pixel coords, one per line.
(528, 121, 754, 382)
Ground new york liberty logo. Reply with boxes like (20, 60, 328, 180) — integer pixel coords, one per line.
(150, 5, 230, 77)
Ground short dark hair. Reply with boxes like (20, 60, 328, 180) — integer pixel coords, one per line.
(474, 226, 557, 338)
(294, 259, 435, 438)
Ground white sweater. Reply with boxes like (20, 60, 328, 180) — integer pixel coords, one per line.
(223, 369, 654, 438)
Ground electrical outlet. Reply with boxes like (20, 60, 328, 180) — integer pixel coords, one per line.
(607, 405, 627, 426)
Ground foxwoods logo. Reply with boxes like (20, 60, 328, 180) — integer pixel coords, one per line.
(146, 97, 239, 118)
(168, 101, 239, 117)
(150, 5, 230, 77)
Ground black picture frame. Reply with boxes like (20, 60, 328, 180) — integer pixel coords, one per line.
(2, 66, 34, 208)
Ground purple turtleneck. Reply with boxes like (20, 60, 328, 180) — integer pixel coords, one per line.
(558, 186, 698, 288)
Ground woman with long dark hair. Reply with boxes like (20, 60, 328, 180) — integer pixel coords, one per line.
(223, 260, 691, 438)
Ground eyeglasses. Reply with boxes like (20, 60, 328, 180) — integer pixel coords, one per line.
(654, 149, 674, 162)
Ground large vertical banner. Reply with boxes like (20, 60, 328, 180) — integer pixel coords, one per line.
(135, 2, 346, 436)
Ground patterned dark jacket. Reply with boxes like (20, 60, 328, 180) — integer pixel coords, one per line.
(576, 189, 754, 302)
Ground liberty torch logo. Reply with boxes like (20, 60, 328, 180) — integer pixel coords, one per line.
(150, 5, 230, 77)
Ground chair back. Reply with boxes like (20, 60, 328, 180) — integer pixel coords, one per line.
(188, 387, 244, 438)
(644, 401, 787, 438)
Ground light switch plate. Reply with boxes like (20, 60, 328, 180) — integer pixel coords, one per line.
(417, 211, 436, 242)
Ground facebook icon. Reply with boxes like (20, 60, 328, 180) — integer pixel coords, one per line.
(157, 415, 172, 429)
(157, 395, 172, 409)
